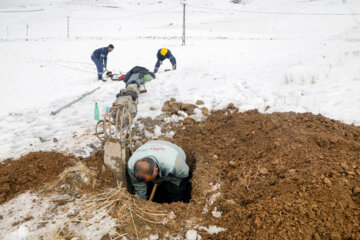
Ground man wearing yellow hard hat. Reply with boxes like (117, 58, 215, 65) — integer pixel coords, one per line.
(154, 48, 177, 73)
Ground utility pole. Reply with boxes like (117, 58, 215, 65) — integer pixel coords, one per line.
(67, 16, 70, 38)
(26, 24, 29, 41)
(181, 0, 186, 46)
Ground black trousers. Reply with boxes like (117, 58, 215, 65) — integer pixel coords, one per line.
(147, 177, 191, 204)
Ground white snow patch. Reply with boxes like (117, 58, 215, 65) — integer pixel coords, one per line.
(186, 229, 202, 240)
(198, 225, 226, 234)
(208, 192, 221, 206)
(211, 207, 222, 218)
(153, 125, 162, 138)
(209, 183, 221, 192)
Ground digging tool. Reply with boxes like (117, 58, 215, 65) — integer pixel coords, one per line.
(50, 86, 101, 116)
(106, 71, 125, 81)
(149, 184, 158, 202)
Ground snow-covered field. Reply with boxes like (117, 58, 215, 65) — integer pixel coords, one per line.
(0, 0, 360, 238)
(0, 0, 359, 161)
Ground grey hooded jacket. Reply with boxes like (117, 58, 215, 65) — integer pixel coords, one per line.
(127, 140, 189, 200)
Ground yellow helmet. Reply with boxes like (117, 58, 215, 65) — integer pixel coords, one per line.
(160, 48, 168, 56)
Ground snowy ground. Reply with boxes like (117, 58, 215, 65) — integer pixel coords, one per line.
(0, 0, 359, 161)
(0, 0, 360, 239)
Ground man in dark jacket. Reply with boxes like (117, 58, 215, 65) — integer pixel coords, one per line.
(123, 66, 156, 87)
(91, 44, 114, 81)
(115, 66, 156, 103)
(154, 48, 176, 73)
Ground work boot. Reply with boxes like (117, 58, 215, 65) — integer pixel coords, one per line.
(98, 79, 106, 82)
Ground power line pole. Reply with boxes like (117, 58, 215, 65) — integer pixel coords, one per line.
(181, 0, 186, 46)
(67, 16, 70, 38)
(26, 24, 29, 41)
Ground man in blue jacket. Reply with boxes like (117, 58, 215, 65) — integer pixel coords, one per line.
(122, 66, 156, 87)
(154, 48, 176, 73)
(91, 44, 114, 81)
(127, 140, 191, 203)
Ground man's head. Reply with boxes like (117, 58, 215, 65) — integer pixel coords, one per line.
(134, 157, 158, 183)
(108, 44, 114, 52)
(160, 48, 168, 56)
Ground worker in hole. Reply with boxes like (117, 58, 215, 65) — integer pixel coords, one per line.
(127, 140, 191, 203)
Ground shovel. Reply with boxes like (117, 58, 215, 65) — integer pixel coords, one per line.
(149, 184, 158, 201)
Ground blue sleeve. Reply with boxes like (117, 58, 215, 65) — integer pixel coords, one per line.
(168, 51, 176, 66)
(169, 55, 176, 66)
(100, 48, 108, 66)
(154, 59, 161, 73)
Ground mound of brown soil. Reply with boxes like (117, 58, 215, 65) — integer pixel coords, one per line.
(0, 152, 75, 204)
(0, 151, 117, 204)
(169, 108, 360, 239)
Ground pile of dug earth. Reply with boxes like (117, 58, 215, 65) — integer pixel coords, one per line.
(1, 101, 360, 239)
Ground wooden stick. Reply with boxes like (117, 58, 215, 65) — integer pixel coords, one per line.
(148, 184, 158, 202)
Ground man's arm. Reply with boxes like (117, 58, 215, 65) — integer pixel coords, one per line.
(104, 55, 107, 68)
(128, 169, 148, 200)
(168, 51, 176, 70)
(154, 59, 161, 73)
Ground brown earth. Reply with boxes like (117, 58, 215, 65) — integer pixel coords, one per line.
(1, 106, 360, 239)
(168, 107, 360, 240)
(0, 151, 117, 204)
(0, 152, 75, 204)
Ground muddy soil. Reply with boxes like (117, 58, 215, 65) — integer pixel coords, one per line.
(0, 151, 117, 204)
(1, 107, 360, 239)
(0, 152, 75, 204)
(169, 108, 360, 239)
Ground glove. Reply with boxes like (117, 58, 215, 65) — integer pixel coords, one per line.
(172, 64, 176, 70)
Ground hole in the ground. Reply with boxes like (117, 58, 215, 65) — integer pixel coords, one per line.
(127, 152, 197, 204)
(146, 169, 193, 204)
(125, 150, 197, 203)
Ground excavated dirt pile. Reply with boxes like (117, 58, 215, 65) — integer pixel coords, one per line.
(0, 151, 117, 205)
(1, 106, 360, 239)
(169, 107, 360, 239)
(0, 152, 75, 204)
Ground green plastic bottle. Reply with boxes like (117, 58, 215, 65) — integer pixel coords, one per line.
(94, 102, 99, 121)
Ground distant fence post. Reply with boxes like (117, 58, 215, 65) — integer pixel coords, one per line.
(67, 16, 70, 38)
(181, 0, 186, 46)
(26, 24, 29, 41)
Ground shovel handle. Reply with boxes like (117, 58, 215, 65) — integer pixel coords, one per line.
(149, 184, 158, 201)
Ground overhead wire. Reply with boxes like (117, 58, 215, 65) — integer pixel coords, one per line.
(71, 5, 180, 21)
(0, 9, 44, 13)
(186, 4, 360, 16)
